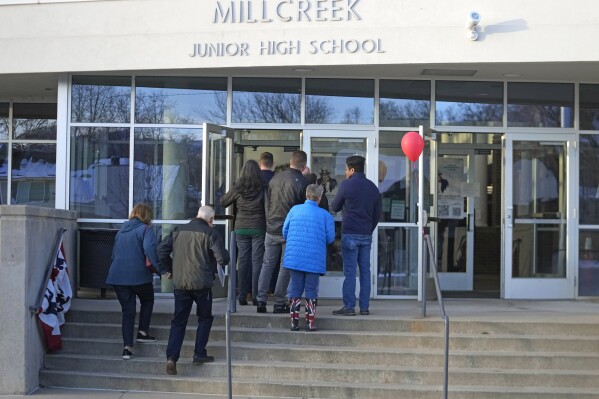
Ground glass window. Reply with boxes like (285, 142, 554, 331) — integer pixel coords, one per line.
(133, 128, 203, 220)
(0, 103, 8, 140)
(306, 78, 374, 124)
(13, 103, 57, 140)
(379, 80, 430, 127)
(135, 77, 227, 125)
(0, 143, 7, 204)
(71, 76, 131, 123)
(580, 84, 599, 130)
(507, 83, 574, 128)
(378, 131, 421, 223)
(579, 231, 599, 296)
(435, 81, 503, 127)
(11, 143, 56, 207)
(69, 127, 130, 219)
(377, 226, 418, 295)
(232, 77, 301, 123)
(579, 134, 599, 224)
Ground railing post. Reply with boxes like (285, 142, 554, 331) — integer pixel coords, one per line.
(421, 236, 427, 318)
(226, 231, 237, 399)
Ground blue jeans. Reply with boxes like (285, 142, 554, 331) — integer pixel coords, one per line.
(166, 288, 213, 362)
(341, 234, 372, 311)
(236, 233, 265, 300)
(113, 283, 154, 347)
(256, 233, 290, 305)
(288, 270, 319, 300)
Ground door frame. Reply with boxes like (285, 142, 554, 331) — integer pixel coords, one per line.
(502, 132, 576, 299)
(202, 123, 235, 248)
(302, 128, 377, 298)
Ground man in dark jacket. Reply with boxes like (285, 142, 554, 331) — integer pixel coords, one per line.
(331, 156, 382, 316)
(157, 206, 230, 376)
(255, 150, 308, 313)
(260, 151, 275, 184)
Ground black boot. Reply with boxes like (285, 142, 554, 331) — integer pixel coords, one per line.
(305, 298, 317, 332)
(290, 298, 301, 331)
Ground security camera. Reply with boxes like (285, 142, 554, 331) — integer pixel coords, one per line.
(467, 11, 481, 29)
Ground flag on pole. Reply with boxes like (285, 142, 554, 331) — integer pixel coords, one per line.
(38, 239, 72, 351)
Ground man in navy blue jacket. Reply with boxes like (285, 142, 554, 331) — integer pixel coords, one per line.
(331, 155, 381, 316)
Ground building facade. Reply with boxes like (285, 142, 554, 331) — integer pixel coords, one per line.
(2, 0, 599, 300)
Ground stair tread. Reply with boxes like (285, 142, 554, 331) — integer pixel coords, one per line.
(44, 353, 599, 376)
(39, 369, 599, 393)
(63, 321, 599, 340)
(59, 336, 599, 357)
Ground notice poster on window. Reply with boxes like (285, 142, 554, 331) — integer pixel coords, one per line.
(438, 158, 465, 219)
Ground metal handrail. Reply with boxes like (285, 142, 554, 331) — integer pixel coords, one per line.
(225, 231, 237, 399)
(29, 227, 67, 315)
(421, 233, 449, 399)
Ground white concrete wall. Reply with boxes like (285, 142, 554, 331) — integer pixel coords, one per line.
(0, 0, 597, 74)
(0, 206, 77, 395)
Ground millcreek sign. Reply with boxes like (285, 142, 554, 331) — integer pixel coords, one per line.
(189, 0, 385, 57)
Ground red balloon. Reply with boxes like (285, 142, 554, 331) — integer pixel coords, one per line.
(401, 131, 424, 162)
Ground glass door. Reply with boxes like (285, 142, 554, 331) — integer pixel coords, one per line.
(202, 123, 234, 244)
(431, 142, 475, 291)
(302, 130, 376, 298)
(503, 134, 575, 299)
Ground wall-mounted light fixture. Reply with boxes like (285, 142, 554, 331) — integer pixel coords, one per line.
(467, 11, 481, 41)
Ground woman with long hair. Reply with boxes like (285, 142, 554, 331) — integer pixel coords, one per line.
(106, 203, 166, 360)
(221, 159, 267, 305)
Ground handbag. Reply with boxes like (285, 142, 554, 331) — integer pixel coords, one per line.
(144, 225, 159, 274)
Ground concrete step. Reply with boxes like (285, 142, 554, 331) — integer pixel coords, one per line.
(58, 338, 599, 370)
(39, 369, 599, 399)
(64, 309, 599, 336)
(44, 354, 599, 388)
(61, 322, 599, 352)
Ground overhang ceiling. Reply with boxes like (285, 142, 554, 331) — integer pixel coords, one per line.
(1, 61, 598, 100)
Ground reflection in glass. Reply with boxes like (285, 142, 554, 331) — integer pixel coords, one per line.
(310, 137, 367, 274)
(579, 231, 599, 296)
(379, 80, 430, 127)
(378, 131, 422, 223)
(0, 103, 8, 140)
(377, 226, 418, 295)
(206, 131, 228, 216)
(507, 83, 574, 127)
(580, 135, 599, 224)
(135, 77, 227, 125)
(0, 144, 7, 204)
(512, 141, 566, 278)
(13, 103, 57, 140)
(71, 76, 131, 123)
(580, 84, 599, 130)
(513, 141, 566, 219)
(11, 143, 56, 207)
(70, 127, 130, 219)
(435, 81, 503, 127)
(306, 78, 374, 124)
(232, 78, 301, 123)
(133, 128, 203, 220)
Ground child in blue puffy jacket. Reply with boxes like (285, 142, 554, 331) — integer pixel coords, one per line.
(282, 184, 335, 331)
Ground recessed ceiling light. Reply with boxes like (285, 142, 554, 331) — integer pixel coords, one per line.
(503, 73, 521, 78)
(293, 68, 313, 72)
(44, 88, 54, 91)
